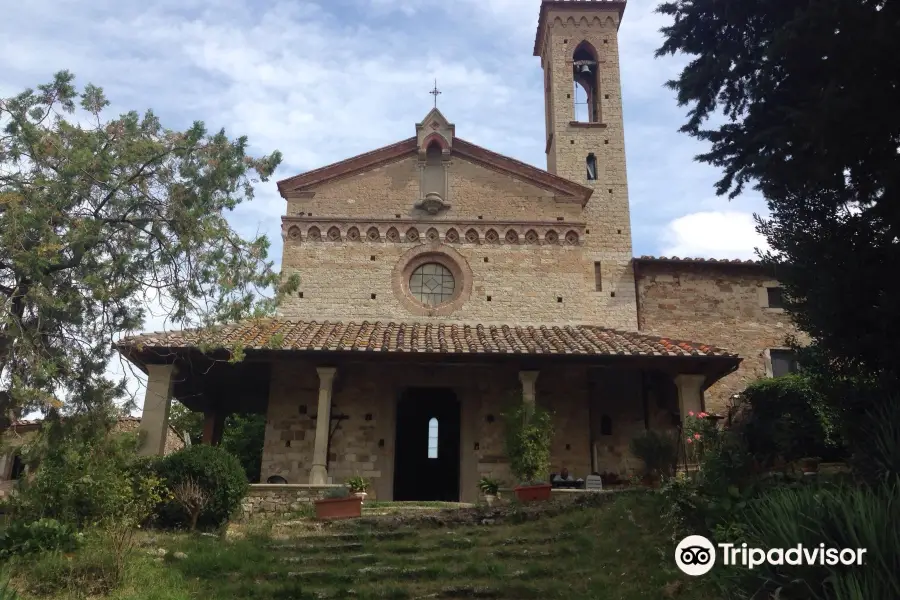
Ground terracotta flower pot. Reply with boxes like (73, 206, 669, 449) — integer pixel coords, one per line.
(800, 458, 820, 474)
(314, 496, 362, 520)
(513, 484, 552, 502)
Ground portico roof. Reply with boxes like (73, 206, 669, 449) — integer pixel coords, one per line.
(117, 319, 737, 360)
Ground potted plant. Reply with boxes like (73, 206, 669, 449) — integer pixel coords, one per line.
(629, 429, 679, 487)
(799, 456, 821, 475)
(504, 403, 554, 502)
(314, 487, 362, 520)
(346, 475, 371, 502)
(478, 476, 501, 506)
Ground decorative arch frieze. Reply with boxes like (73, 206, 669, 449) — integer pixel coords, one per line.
(281, 218, 585, 246)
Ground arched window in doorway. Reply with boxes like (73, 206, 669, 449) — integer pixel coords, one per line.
(427, 417, 439, 458)
(573, 41, 600, 123)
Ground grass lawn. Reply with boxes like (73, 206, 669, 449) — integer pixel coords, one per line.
(6, 492, 717, 599)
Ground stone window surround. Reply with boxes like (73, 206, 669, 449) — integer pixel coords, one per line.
(763, 348, 796, 378)
(391, 244, 473, 317)
(758, 281, 785, 313)
(281, 217, 585, 246)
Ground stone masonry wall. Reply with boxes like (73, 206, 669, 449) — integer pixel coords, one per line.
(239, 484, 338, 520)
(636, 262, 807, 414)
(278, 152, 635, 329)
(286, 157, 577, 222)
(261, 360, 606, 502)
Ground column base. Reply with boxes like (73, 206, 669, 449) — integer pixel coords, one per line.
(309, 464, 328, 485)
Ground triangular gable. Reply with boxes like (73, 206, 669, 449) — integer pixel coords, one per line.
(277, 137, 593, 206)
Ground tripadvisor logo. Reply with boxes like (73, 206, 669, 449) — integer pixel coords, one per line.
(675, 535, 867, 576)
(675, 535, 716, 576)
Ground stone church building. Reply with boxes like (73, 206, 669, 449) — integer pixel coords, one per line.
(119, 0, 798, 503)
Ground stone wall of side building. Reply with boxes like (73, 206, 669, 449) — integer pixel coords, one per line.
(635, 261, 807, 414)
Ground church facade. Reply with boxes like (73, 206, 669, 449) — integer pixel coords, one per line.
(120, 0, 799, 502)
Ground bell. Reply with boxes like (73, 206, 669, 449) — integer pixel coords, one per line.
(580, 64, 592, 74)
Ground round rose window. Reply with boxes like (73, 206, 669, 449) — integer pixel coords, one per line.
(409, 263, 456, 306)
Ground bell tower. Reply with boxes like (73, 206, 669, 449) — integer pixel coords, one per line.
(535, 0, 636, 330)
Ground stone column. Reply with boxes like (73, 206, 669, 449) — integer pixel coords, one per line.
(0, 453, 10, 480)
(309, 367, 337, 485)
(674, 374, 706, 427)
(139, 364, 176, 456)
(518, 370, 540, 414)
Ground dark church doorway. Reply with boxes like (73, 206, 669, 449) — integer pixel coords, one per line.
(393, 388, 460, 502)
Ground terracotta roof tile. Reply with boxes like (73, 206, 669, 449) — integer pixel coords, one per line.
(117, 319, 737, 359)
(635, 255, 762, 265)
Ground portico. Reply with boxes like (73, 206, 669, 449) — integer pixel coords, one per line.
(120, 319, 738, 503)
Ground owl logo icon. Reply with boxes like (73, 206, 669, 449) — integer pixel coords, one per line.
(675, 535, 716, 576)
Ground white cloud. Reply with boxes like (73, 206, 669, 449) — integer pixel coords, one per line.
(660, 211, 769, 260)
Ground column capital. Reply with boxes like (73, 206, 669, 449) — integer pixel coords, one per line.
(674, 373, 706, 389)
(518, 370, 540, 386)
(146, 363, 177, 378)
(673, 373, 706, 391)
(316, 366, 337, 383)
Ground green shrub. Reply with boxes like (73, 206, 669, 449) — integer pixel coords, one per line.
(735, 375, 839, 466)
(735, 481, 900, 599)
(0, 518, 80, 559)
(9, 410, 158, 529)
(154, 444, 249, 529)
(849, 400, 900, 485)
(629, 430, 679, 480)
(503, 404, 554, 484)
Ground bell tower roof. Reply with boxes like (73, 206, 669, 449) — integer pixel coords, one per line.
(534, 0, 627, 57)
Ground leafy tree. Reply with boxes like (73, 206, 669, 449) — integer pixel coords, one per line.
(168, 400, 203, 446)
(0, 71, 299, 422)
(655, 0, 900, 383)
(220, 413, 266, 483)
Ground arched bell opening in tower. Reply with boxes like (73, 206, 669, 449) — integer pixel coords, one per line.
(572, 41, 601, 123)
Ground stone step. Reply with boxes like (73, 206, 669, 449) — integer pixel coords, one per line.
(280, 553, 376, 564)
(269, 541, 365, 552)
(434, 586, 506, 599)
(280, 565, 439, 583)
(315, 530, 417, 541)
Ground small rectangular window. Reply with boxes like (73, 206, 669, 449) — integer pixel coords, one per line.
(594, 262, 602, 291)
(770, 350, 799, 377)
(586, 153, 598, 180)
(767, 287, 785, 309)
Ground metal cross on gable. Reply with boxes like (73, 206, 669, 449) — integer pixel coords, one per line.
(429, 79, 441, 108)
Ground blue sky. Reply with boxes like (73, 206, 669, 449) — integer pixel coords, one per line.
(2, 0, 770, 410)
(1, 0, 768, 265)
